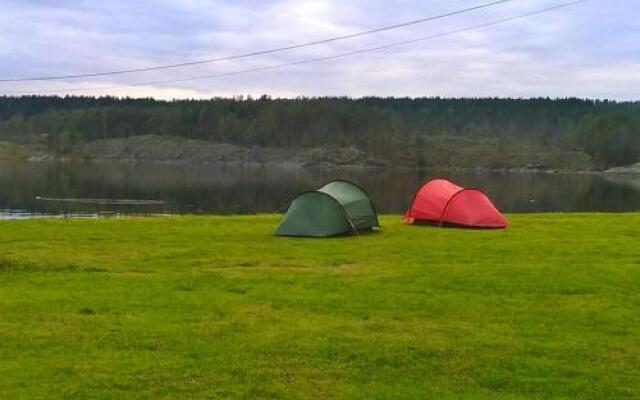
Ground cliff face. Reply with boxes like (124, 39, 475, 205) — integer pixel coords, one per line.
(1, 134, 596, 171)
(70, 135, 381, 168)
(69, 135, 596, 171)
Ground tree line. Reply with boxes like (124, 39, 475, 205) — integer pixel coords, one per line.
(0, 95, 638, 167)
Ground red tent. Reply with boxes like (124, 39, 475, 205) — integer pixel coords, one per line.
(404, 179, 508, 228)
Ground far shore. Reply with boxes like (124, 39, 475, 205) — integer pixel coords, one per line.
(2, 134, 639, 174)
(0, 133, 613, 173)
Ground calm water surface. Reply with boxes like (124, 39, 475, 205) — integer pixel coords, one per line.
(1, 161, 640, 217)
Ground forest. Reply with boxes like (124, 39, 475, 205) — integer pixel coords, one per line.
(0, 95, 639, 168)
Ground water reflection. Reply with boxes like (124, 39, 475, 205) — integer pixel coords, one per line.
(0, 161, 639, 215)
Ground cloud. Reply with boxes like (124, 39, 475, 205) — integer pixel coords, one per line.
(0, 0, 637, 100)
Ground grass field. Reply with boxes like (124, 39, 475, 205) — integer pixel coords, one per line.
(1, 214, 639, 399)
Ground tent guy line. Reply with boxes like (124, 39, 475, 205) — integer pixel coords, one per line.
(4, 0, 591, 96)
(0, 0, 517, 83)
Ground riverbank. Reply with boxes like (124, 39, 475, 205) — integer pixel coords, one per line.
(1, 214, 638, 398)
(605, 163, 640, 174)
(0, 134, 596, 171)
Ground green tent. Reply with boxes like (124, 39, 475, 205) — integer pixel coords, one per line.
(275, 180, 379, 237)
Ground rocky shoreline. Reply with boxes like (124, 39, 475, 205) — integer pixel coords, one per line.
(1, 134, 628, 173)
(604, 163, 640, 174)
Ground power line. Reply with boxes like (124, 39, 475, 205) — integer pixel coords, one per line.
(4, 0, 591, 95)
(0, 0, 518, 83)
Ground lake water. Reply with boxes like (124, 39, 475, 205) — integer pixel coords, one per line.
(1, 161, 640, 217)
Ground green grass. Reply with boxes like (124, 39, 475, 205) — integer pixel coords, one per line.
(0, 214, 639, 399)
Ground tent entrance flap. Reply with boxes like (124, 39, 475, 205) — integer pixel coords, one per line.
(275, 192, 352, 237)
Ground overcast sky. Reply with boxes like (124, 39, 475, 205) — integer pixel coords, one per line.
(0, 0, 637, 100)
